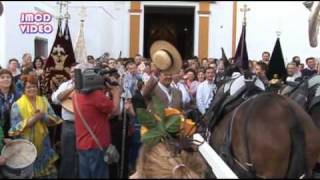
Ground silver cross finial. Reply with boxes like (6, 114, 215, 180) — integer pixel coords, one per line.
(276, 30, 281, 37)
(79, 6, 87, 21)
(240, 4, 250, 25)
(64, 1, 71, 20)
(56, 1, 64, 20)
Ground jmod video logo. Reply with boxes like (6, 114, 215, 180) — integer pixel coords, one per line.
(19, 12, 53, 34)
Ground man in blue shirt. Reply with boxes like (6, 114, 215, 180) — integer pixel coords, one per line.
(123, 61, 142, 96)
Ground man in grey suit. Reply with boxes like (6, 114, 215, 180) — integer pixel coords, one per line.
(142, 40, 183, 111)
(143, 71, 182, 111)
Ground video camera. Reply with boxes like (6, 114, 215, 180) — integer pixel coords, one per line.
(74, 67, 119, 93)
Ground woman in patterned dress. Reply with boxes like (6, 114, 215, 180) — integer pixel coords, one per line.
(9, 74, 62, 178)
(0, 69, 21, 138)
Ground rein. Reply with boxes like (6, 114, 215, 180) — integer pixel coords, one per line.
(286, 80, 306, 97)
(225, 95, 258, 177)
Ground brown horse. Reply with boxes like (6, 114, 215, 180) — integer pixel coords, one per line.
(207, 93, 320, 178)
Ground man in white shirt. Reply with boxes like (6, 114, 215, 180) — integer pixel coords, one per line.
(135, 54, 145, 74)
(286, 62, 302, 82)
(142, 63, 152, 84)
(171, 70, 191, 111)
(196, 67, 217, 115)
(51, 63, 78, 178)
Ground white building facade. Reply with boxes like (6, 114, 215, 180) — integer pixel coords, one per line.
(0, 1, 319, 68)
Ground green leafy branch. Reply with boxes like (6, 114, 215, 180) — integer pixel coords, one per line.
(137, 97, 181, 146)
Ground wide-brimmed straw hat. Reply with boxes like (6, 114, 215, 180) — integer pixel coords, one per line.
(150, 40, 182, 74)
(61, 91, 74, 113)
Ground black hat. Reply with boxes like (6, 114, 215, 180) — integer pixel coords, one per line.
(266, 37, 287, 81)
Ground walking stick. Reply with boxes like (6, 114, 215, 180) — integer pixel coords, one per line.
(119, 93, 127, 179)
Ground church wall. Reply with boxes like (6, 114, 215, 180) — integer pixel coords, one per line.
(65, 1, 115, 59)
(117, 1, 320, 64)
(65, 1, 130, 59)
(109, 1, 130, 58)
(209, 1, 233, 59)
(1, 1, 56, 67)
(235, 1, 320, 64)
(63, 1, 132, 59)
(40, 1, 123, 60)
(2, 1, 320, 67)
(0, 1, 124, 67)
(0, 3, 5, 67)
(43, 1, 130, 60)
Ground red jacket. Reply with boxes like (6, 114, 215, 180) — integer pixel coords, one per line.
(73, 90, 114, 150)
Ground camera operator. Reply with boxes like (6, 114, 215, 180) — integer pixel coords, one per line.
(72, 68, 121, 179)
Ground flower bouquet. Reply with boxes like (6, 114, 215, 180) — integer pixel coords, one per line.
(137, 97, 197, 146)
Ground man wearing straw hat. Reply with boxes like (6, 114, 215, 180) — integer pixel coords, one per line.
(130, 41, 208, 179)
(142, 40, 183, 111)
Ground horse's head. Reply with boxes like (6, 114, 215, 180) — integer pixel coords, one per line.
(224, 64, 241, 77)
(284, 81, 309, 110)
(306, 75, 320, 128)
(283, 75, 320, 128)
(202, 72, 266, 135)
(286, 75, 320, 110)
(309, 87, 320, 128)
(215, 64, 241, 90)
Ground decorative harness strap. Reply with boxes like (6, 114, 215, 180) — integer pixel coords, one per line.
(222, 95, 259, 178)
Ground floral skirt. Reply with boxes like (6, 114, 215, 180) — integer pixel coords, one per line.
(33, 135, 59, 178)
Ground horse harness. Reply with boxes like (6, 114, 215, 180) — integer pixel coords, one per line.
(205, 75, 311, 178)
(207, 75, 264, 131)
(208, 76, 271, 178)
(220, 95, 263, 179)
(220, 92, 310, 178)
(205, 75, 266, 178)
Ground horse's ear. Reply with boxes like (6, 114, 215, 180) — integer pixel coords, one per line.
(221, 47, 230, 68)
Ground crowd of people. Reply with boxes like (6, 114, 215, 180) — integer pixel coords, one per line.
(0, 48, 319, 178)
